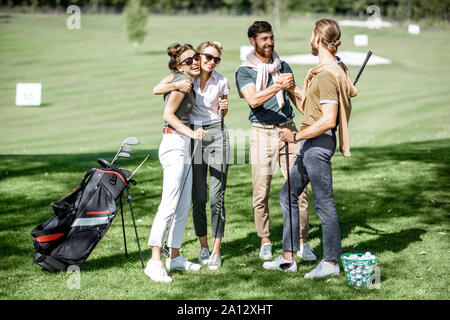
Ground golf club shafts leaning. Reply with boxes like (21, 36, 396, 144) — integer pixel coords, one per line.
(285, 142, 294, 260)
(220, 107, 226, 222)
(211, 108, 226, 256)
(353, 51, 372, 86)
(111, 136, 140, 165)
(128, 154, 150, 180)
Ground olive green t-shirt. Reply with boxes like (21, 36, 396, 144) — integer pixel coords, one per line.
(302, 70, 339, 126)
(163, 70, 195, 128)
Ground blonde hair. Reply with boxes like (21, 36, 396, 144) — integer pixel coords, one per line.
(313, 19, 341, 54)
(167, 43, 195, 70)
(196, 41, 223, 55)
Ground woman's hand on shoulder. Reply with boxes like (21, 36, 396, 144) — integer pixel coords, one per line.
(176, 80, 192, 93)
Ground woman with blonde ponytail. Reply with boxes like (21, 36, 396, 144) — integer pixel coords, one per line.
(153, 41, 230, 271)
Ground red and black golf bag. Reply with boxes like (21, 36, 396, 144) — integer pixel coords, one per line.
(31, 159, 144, 272)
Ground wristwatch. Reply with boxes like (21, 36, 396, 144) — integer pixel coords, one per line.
(293, 132, 298, 144)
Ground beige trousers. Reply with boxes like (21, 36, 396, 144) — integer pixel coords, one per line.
(250, 120, 309, 239)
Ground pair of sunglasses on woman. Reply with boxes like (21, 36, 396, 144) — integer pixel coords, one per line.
(181, 53, 221, 66)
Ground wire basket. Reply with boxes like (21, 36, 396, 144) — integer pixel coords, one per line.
(341, 253, 377, 288)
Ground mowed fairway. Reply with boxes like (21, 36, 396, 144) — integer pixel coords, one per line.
(0, 14, 449, 300)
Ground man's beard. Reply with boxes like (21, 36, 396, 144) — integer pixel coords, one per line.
(311, 41, 319, 56)
(255, 42, 274, 59)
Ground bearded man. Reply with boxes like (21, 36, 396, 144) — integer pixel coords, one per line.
(235, 21, 316, 263)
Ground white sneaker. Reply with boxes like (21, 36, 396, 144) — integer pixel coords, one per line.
(304, 260, 340, 279)
(259, 242, 273, 260)
(263, 255, 297, 272)
(198, 247, 210, 265)
(208, 253, 221, 270)
(166, 255, 201, 271)
(297, 243, 317, 261)
(144, 259, 172, 283)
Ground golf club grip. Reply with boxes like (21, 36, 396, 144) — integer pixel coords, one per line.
(220, 95, 225, 130)
(353, 51, 372, 86)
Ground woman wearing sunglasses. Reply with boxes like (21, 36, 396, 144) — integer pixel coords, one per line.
(145, 43, 207, 283)
(153, 41, 230, 271)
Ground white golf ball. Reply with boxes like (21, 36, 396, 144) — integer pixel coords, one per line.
(364, 251, 371, 257)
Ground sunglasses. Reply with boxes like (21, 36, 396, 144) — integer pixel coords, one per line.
(180, 53, 199, 66)
(201, 53, 221, 64)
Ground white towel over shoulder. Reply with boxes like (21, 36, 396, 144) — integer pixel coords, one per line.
(237, 49, 285, 108)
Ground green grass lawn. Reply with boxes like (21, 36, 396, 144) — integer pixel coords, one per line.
(0, 13, 449, 300)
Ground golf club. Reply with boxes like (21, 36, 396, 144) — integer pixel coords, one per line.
(219, 99, 226, 222)
(128, 154, 150, 180)
(353, 51, 372, 86)
(121, 146, 133, 153)
(112, 152, 131, 165)
(111, 136, 140, 165)
(279, 141, 295, 270)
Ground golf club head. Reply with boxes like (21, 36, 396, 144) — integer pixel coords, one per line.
(121, 146, 133, 153)
(124, 137, 140, 146)
(117, 152, 131, 159)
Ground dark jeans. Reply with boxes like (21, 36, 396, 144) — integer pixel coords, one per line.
(279, 129, 343, 261)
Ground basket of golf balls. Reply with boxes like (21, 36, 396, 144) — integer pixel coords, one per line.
(341, 252, 377, 288)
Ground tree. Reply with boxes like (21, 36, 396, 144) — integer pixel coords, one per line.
(124, 0, 148, 52)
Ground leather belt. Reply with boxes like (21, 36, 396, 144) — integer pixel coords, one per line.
(251, 119, 294, 129)
(163, 127, 180, 134)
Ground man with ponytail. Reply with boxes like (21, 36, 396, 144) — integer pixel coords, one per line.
(274, 19, 357, 278)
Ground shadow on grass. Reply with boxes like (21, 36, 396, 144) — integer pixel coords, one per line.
(0, 139, 449, 282)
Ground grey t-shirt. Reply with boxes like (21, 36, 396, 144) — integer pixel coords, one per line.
(163, 70, 196, 128)
(235, 61, 295, 125)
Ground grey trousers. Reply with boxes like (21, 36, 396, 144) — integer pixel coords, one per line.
(279, 129, 343, 261)
(191, 122, 229, 239)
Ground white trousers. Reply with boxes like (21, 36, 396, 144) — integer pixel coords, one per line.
(148, 134, 192, 249)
